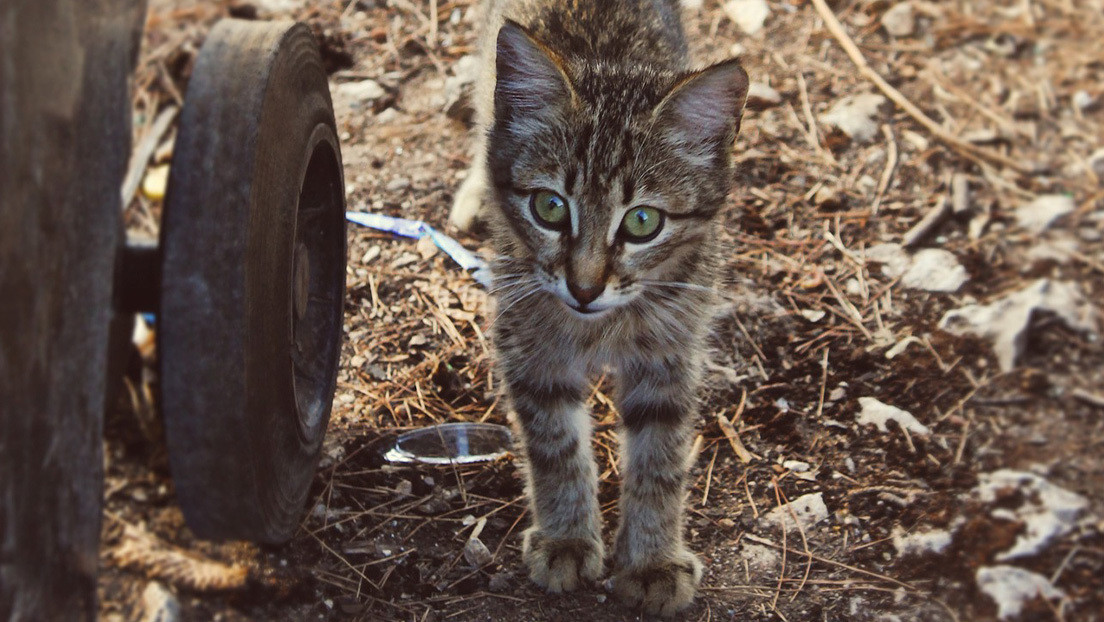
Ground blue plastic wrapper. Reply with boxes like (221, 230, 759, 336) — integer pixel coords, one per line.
(346, 211, 491, 286)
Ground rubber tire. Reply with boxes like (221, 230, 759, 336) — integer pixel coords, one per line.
(160, 19, 346, 544)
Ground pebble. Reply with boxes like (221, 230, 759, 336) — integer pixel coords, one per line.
(1015, 194, 1075, 233)
(880, 3, 916, 37)
(463, 537, 493, 567)
(336, 79, 386, 105)
(977, 566, 1064, 620)
(722, 0, 770, 35)
(746, 81, 782, 109)
(857, 397, 931, 437)
(139, 582, 180, 622)
(488, 572, 511, 592)
(821, 93, 887, 143)
(1088, 148, 1104, 181)
(1072, 89, 1096, 112)
(763, 492, 829, 532)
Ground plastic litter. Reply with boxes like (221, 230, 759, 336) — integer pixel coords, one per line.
(346, 211, 491, 285)
(383, 422, 512, 465)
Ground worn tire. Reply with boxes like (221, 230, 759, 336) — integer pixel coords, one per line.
(160, 19, 346, 543)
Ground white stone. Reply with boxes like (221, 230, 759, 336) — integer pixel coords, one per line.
(1088, 148, 1104, 180)
(336, 79, 386, 105)
(891, 526, 953, 556)
(865, 243, 911, 278)
(881, 3, 916, 37)
(253, 0, 307, 17)
(1072, 89, 1096, 112)
(900, 248, 968, 292)
(976, 566, 1064, 620)
(822, 94, 887, 143)
(763, 492, 829, 533)
(741, 543, 782, 574)
(681, 0, 704, 10)
(857, 397, 930, 436)
(1015, 194, 1075, 233)
(974, 470, 1090, 561)
(140, 582, 181, 622)
(746, 81, 782, 108)
(939, 279, 1100, 371)
(723, 0, 770, 35)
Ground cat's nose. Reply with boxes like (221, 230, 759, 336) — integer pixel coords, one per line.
(567, 281, 604, 306)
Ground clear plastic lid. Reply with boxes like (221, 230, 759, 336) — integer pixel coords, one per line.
(382, 422, 513, 465)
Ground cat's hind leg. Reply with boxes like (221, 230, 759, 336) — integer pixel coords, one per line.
(508, 370, 604, 592)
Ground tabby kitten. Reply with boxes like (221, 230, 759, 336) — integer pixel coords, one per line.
(451, 0, 748, 615)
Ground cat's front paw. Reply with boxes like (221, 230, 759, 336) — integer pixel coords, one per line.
(449, 168, 486, 232)
(521, 527, 604, 593)
(610, 548, 702, 617)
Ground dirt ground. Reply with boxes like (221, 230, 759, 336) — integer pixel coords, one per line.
(100, 0, 1104, 620)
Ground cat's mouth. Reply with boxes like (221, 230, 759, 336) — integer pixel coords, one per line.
(562, 299, 617, 319)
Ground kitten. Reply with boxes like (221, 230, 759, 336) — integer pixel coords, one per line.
(451, 0, 748, 615)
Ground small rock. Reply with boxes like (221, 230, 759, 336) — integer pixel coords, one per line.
(1026, 233, 1078, 264)
(336, 79, 386, 105)
(865, 243, 912, 278)
(680, 0, 704, 9)
(900, 249, 968, 292)
(139, 582, 180, 622)
(394, 479, 413, 497)
(488, 571, 511, 592)
(722, 0, 770, 35)
(746, 82, 782, 109)
(974, 470, 1090, 560)
(881, 3, 915, 37)
(857, 397, 930, 436)
(763, 492, 829, 533)
(1072, 89, 1097, 112)
(1088, 148, 1104, 181)
(741, 543, 782, 574)
(374, 107, 400, 125)
(463, 537, 493, 567)
(361, 245, 381, 265)
(813, 185, 839, 207)
(892, 525, 954, 557)
(800, 309, 826, 323)
(976, 566, 1064, 620)
(386, 177, 411, 193)
(821, 94, 887, 143)
(252, 0, 306, 18)
(939, 279, 1100, 371)
(1015, 194, 1075, 233)
(783, 460, 811, 472)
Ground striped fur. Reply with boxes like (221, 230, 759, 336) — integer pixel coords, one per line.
(452, 0, 748, 615)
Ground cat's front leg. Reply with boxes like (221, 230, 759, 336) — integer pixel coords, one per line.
(610, 356, 703, 616)
(506, 367, 603, 592)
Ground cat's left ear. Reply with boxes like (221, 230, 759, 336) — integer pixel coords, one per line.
(653, 59, 749, 159)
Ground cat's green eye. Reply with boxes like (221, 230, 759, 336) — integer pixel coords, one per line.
(530, 190, 570, 230)
(620, 206, 665, 242)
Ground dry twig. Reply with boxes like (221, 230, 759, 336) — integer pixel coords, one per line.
(810, 0, 1039, 174)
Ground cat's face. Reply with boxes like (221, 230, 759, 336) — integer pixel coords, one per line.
(486, 22, 748, 319)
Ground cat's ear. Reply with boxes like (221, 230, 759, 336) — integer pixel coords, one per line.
(653, 59, 749, 159)
(494, 20, 574, 135)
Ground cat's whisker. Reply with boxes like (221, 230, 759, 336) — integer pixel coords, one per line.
(490, 284, 546, 325)
(636, 279, 719, 295)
